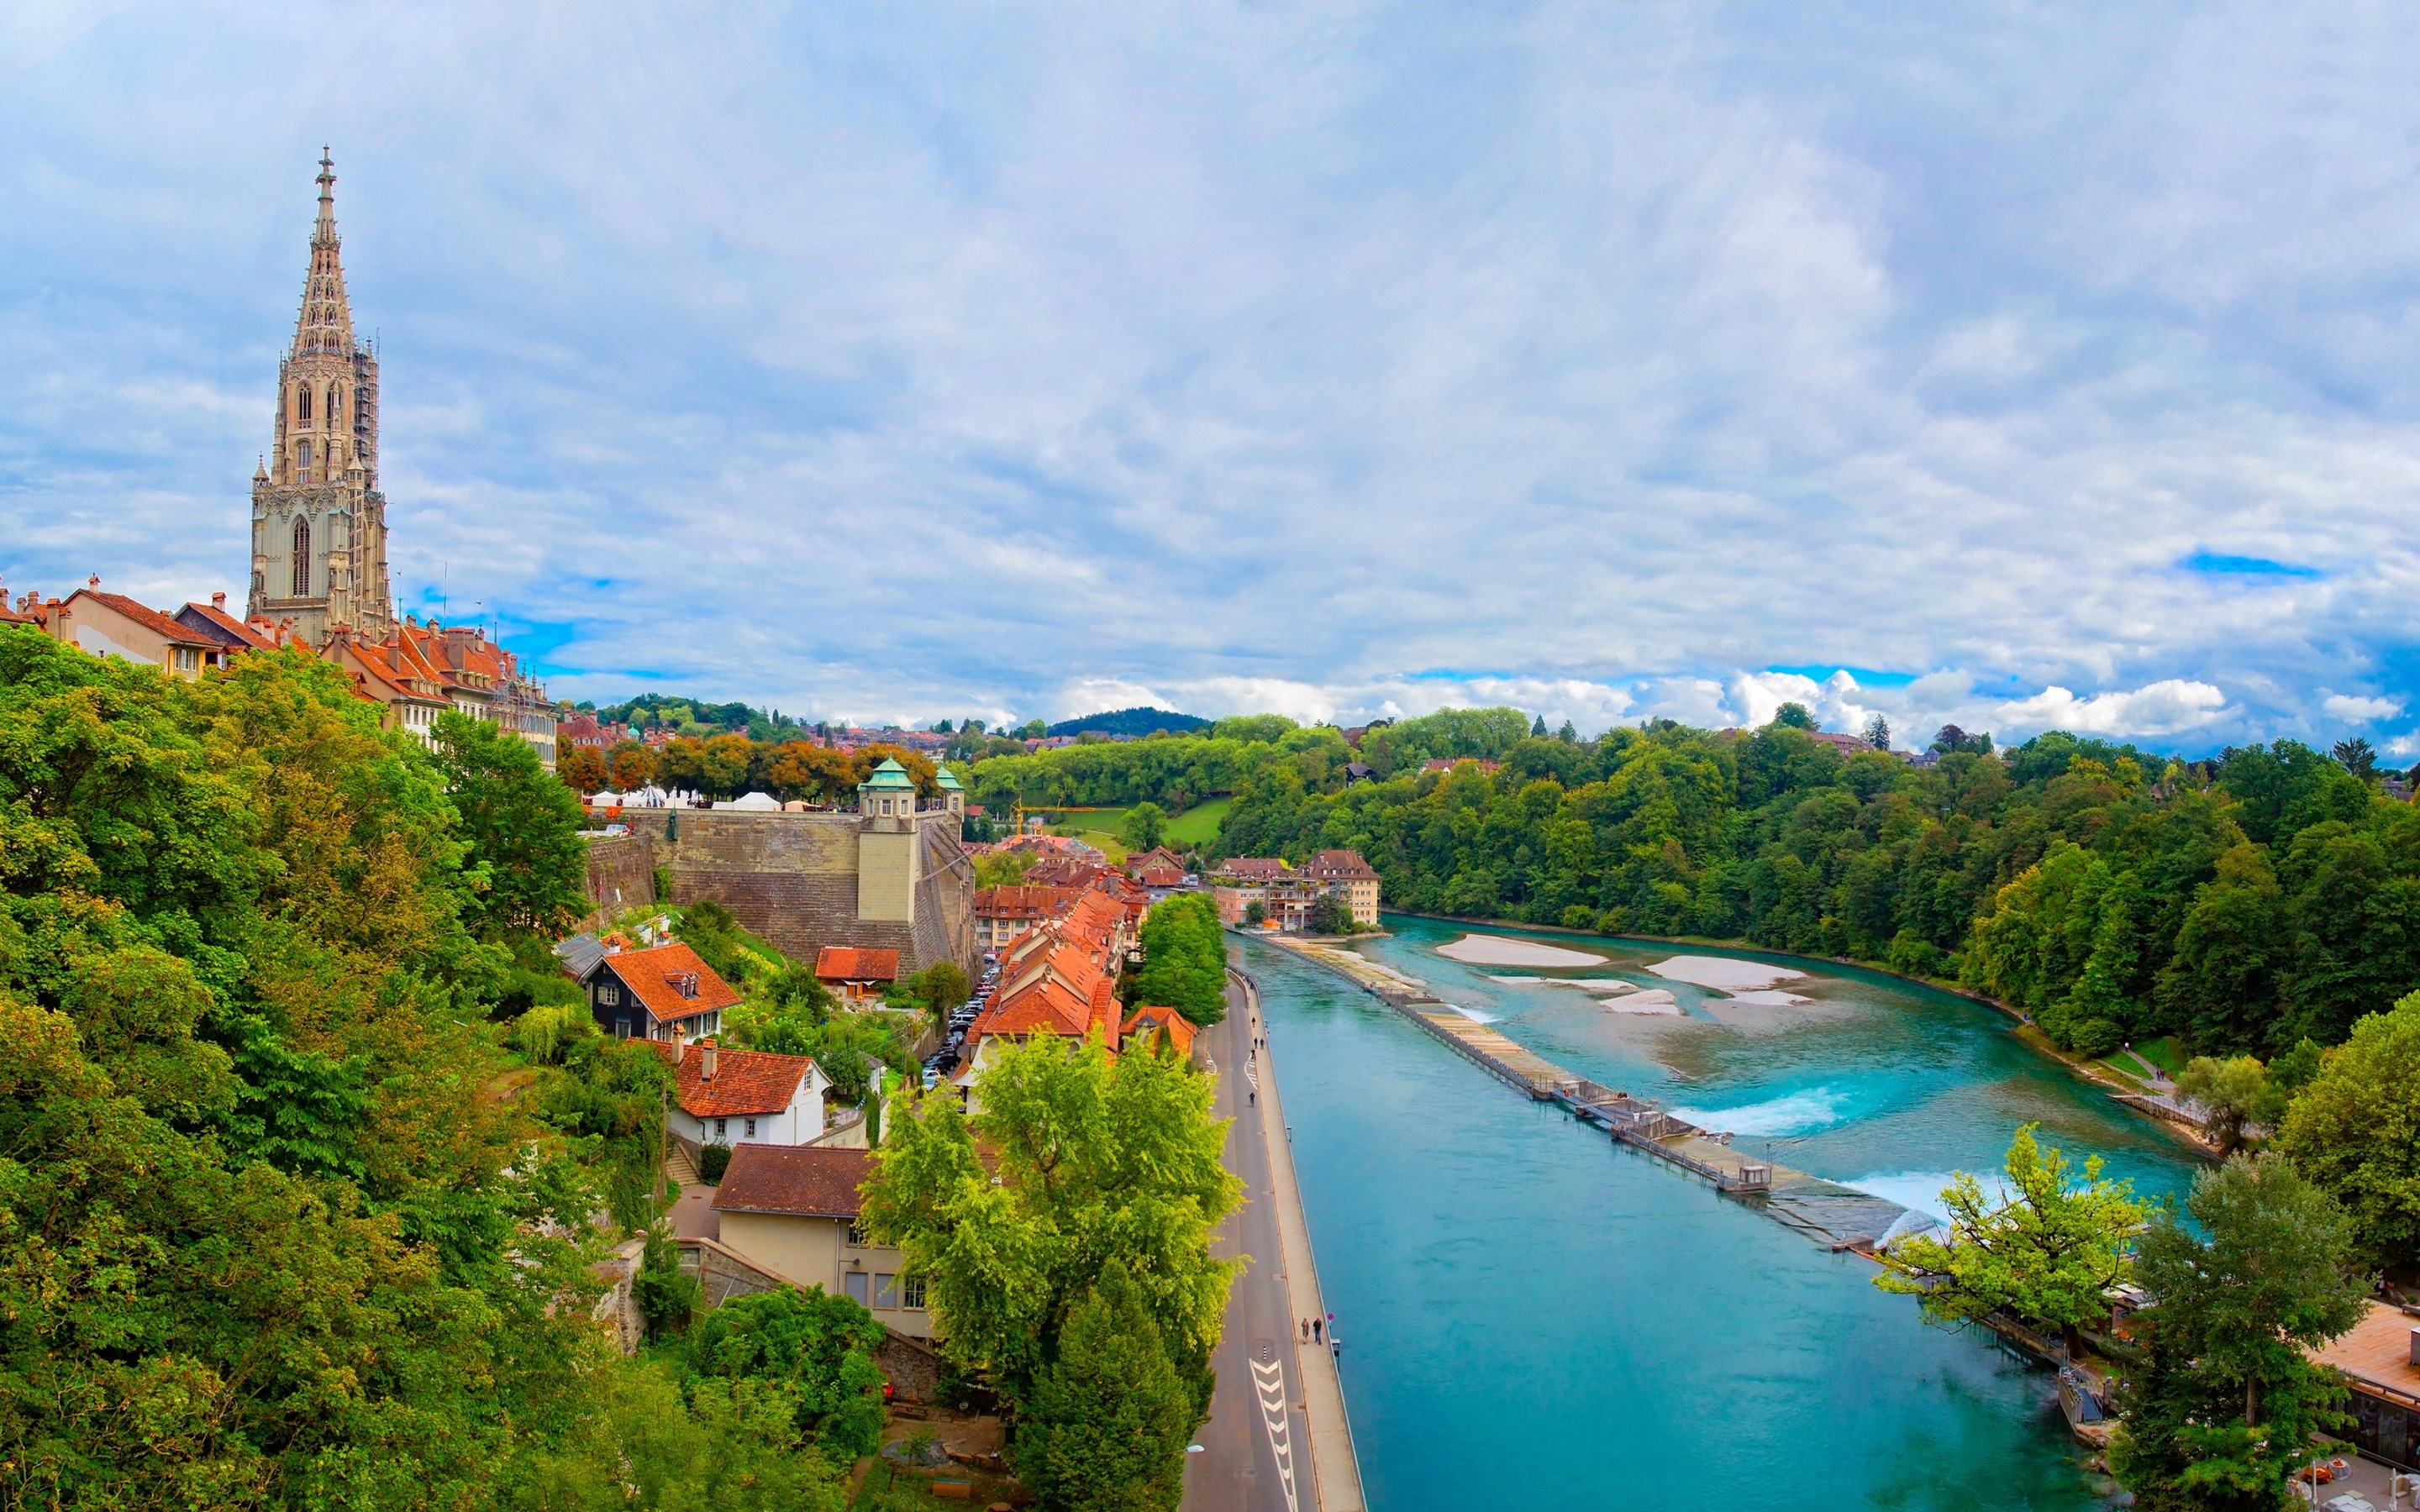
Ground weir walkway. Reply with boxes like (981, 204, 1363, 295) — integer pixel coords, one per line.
(1270, 937, 1914, 1254)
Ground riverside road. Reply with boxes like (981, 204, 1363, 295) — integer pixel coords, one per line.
(1184, 976, 1314, 1512)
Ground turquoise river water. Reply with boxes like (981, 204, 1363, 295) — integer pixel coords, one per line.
(1241, 916, 2205, 1510)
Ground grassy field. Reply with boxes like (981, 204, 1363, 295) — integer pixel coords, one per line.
(2100, 1036, 2184, 1086)
(1036, 795, 1231, 859)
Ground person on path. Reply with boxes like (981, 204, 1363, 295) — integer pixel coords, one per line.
(1300, 1320, 1310, 1342)
(1312, 1318, 1322, 1344)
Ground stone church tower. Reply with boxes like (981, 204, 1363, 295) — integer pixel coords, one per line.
(247, 151, 394, 645)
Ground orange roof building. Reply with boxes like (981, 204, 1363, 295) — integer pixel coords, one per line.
(580, 940, 742, 1043)
(1123, 1004, 1197, 1063)
(974, 885, 1081, 950)
(648, 1037, 833, 1154)
(815, 946, 902, 1004)
(954, 887, 1137, 1110)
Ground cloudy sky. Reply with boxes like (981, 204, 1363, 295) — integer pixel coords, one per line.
(5, 1, 2417, 751)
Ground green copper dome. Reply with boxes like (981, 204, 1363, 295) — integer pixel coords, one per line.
(859, 757, 916, 790)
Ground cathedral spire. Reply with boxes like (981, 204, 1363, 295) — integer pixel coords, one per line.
(251, 149, 391, 646)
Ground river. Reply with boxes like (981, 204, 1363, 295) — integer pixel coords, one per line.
(1240, 916, 2204, 1510)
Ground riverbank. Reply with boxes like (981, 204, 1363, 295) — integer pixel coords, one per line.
(1231, 968, 1365, 1512)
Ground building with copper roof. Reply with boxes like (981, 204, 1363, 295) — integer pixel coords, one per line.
(602, 759, 979, 985)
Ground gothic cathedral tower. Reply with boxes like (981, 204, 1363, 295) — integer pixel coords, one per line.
(247, 151, 394, 645)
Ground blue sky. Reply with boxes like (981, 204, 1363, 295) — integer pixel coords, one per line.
(4, 1, 2417, 753)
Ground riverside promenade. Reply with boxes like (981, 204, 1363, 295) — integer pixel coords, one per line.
(1261, 933, 1913, 1253)
(1186, 969, 1365, 1512)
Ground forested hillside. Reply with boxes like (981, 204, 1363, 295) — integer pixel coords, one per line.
(0, 629, 860, 1509)
(1205, 712, 2417, 1060)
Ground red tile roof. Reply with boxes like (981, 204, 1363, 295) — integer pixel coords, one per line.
(75, 591, 214, 648)
(178, 601, 276, 651)
(815, 946, 900, 983)
(650, 1039, 820, 1117)
(1301, 849, 1378, 881)
(710, 1144, 872, 1218)
(975, 885, 1081, 921)
(597, 942, 742, 1021)
(1219, 858, 1290, 880)
(1123, 1004, 1196, 1058)
(1023, 856, 1108, 889)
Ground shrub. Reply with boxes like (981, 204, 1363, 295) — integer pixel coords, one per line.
(699, 1143, 732, 1184)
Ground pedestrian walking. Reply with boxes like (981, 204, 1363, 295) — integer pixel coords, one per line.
(1300, 1319, 1309, 1341)
(1312, 1318, 1322, 1343)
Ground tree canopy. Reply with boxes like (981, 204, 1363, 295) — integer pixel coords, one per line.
(1128, 894, 1228, 1025)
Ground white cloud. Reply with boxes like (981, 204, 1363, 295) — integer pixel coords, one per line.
(4, 3, 2419, 751)
(1991, 680, 2230, 738)
(2323, 693, 2403, 722)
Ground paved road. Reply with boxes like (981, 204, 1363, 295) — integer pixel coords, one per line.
(1184, 977, 1313, 1512)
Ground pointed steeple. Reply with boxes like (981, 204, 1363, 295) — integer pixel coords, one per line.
(292, 148, 356, 360)
(251, 149, 392, 647)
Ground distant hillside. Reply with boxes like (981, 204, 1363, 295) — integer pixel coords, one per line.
(1046, 706, 1211, 739)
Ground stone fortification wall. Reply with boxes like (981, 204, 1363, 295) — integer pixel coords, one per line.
(579, 832, 657, 929)
(613, 809, 976, 979)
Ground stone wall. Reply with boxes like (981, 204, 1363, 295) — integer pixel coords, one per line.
(613, 809, 976, 979)
(579, 831, 657, 929)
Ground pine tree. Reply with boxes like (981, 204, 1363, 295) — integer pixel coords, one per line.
(1015, 1262, 1199, 1512)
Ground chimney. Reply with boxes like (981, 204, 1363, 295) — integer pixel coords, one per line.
(212, 591, 226, 610)
(671, 1037, 687, 1067)
(701, 1040, 718, 1081)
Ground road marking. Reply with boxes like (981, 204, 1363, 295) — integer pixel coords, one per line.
(1251, 1355, 1299, 1512)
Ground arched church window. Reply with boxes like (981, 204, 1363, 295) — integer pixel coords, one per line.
(292, 519, 312, 596)
(298, 440, 313, 481)
(297, 385, 312, 422)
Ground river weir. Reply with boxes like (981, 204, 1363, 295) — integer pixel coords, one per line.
(1243, 918, 2202, 1510)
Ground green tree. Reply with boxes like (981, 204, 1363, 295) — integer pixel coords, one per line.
(1861, 713, 1891, 751)
(431, 709, 590, 938)
(1306, 892, 1355, 936)
(858, 1033, 1239, 1422)
(1017, 1260, 1199, 1512)
(1770, 702, 1817, 730)
(1874, 1123, 2144, 1359)
(2109, 1153, 2370, 1509)
(1129, 893, 1228, 1025)
(1120, 801, 1170, 852)
(2272, 990, 2420, 1272)
(634, 1221, 701, 1341)
(2174, 1054, 2268, 1156)
(682, 1286, 887, 1458)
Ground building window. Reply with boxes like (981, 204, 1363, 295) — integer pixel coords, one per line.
(844, 1272, 870, 1305)
(291, 518, 311, 595)
(875, 1273, 898, 1309)
(599, 984, 619, 1006)
(713, 1117, 727, 1139)
(901, 1276, 926, 1310)
(845, 1223, 869, 1247)
(297, 384, 312, 422)
(615, 1019, 631, 1038)
(744, 1116, 757, 1139)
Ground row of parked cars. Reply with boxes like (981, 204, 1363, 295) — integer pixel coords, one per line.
(921, 952, 1002, 1089)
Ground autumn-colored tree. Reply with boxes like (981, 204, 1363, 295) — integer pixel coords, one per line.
(765, 740, 853, 803)
(556, 742, 607, 795)
(606, 738, 658, 791)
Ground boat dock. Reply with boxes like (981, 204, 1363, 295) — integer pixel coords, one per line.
(1265, 935, 1915, 1253)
